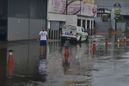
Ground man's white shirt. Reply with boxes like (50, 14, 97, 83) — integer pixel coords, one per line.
(39, 31, 47, 40)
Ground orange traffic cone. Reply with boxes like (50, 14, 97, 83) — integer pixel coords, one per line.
(64, 47, 69, 64)
(92, 41, 96, 55)
(7, 50, 14, 77)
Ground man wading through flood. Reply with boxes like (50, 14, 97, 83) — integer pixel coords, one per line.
(39, 26, 48, 56)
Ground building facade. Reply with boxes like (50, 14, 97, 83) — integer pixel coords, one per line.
(48, 0, 97, 39)
(0, 0, 47, 41)
(95, 0, 129, 36)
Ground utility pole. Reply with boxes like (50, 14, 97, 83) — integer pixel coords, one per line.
(114, 17, 117, 42)
(113, 2, 121, 42)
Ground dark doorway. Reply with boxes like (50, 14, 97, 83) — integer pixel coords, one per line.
(0, 0, 7, 41)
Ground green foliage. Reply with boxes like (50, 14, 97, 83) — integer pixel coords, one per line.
(115, 15, 124, 22)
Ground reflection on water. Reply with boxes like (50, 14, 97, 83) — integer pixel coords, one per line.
(47, 41, 61, 54)
(7, 42, 40, 77)
(7, 50, 14, 78)
(62, 43, 92, 76)
(0, 41, 48, 86)
(0, 41, 116, 86)
(62, 41, 70, 74)
(62, 43, 93, 86)
(63, 60, 70, 74)
(38, 55, 47, 81)
(0, 48, 7, 86)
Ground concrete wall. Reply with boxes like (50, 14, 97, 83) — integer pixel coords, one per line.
(8, 18, 45, 41)
(29, 19, 45, 39)
(8, 18, 29, 41)
(7, 0, 47, 41)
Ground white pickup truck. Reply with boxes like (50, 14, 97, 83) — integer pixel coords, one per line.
(61, 25, 88, 43)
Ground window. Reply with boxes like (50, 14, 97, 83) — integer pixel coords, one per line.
(102, 14, 110, 22)
(82, 20, 85, 29)
(87, 20, 90, 29)
(77, 19, 81, 26)
(87, 20, 90, 35)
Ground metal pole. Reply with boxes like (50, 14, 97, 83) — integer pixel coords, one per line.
(114, 2, 121, 42)
(115, 18, 117, 42)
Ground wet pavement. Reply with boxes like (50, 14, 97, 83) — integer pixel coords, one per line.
(0, 40, 129, 86)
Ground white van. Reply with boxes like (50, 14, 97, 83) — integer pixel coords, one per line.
(61, 25, 88, 43)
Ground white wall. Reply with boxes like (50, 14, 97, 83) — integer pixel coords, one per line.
(65, 15, 77, 26)
(48, 13, 66, 21)
(48, 14, 78, 28)
(48, 13, 66, 29)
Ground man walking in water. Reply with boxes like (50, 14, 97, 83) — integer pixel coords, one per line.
(39, 26, 48, 56)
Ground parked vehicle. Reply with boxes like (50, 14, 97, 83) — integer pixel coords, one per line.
(61, 25, 88, 43)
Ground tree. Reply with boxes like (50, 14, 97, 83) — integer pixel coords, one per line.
(64, 0, 82, 15)
(115, 15, 124, 22)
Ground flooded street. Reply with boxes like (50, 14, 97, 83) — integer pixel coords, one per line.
(0, 40, 129, 86)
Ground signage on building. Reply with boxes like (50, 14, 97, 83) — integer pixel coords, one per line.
(97, 8, 111, 14)
(48, 0, 96, 16)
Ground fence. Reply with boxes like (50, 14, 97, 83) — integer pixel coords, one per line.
(48, 30, 61, 40)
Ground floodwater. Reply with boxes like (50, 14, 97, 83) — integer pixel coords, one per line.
(0, 40, 129, 86)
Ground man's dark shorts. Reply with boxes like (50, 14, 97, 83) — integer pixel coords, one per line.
(40, 40, 47, 46)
